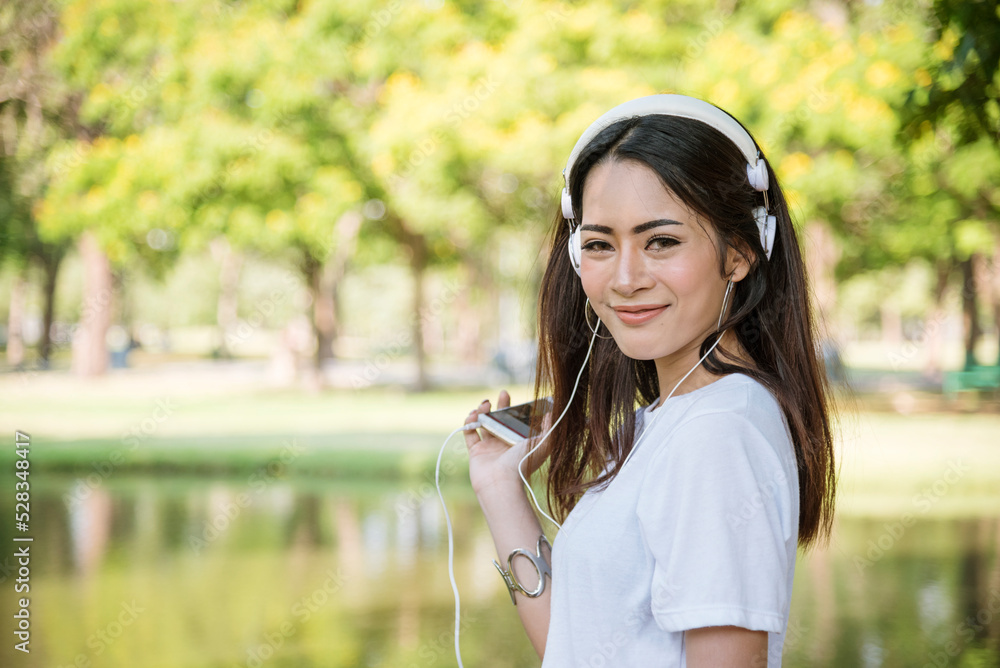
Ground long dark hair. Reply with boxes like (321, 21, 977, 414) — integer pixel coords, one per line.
(531, 111, 836, 548)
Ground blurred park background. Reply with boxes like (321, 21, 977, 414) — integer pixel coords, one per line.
(1, 0, 999, 666)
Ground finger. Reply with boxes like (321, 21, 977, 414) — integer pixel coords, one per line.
(514, 436, 545, 479)
(463, 409, 481, 447)
(524, 414, 553, 475)
(498, 389, 511, 409)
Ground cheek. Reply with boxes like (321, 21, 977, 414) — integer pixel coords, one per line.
(653, 254, 713, 300)
(579, 264, 610, 302)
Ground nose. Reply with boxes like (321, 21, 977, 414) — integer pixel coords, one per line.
(610, 242, 654, 296)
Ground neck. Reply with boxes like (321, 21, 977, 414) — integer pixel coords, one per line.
(652, 329, 747, 406)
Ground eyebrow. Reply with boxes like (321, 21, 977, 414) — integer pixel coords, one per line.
(579, 219, 683, 235)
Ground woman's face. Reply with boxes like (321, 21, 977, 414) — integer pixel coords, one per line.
(579, 159, 746, 366)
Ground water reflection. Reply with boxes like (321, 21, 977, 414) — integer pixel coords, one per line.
(2, 476, 997, 668)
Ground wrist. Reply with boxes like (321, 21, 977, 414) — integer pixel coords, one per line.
(473, 470, 526, 501)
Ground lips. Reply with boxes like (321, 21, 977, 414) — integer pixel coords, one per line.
(611, 304, 668, 325)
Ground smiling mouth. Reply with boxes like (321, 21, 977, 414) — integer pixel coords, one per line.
(612, 305, 668, 325)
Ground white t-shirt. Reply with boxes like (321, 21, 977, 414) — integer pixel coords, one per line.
(540, 373, 799, 668)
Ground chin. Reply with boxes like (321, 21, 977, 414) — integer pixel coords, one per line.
(609, 327, 702, 362)
(609, 335, 668, 362)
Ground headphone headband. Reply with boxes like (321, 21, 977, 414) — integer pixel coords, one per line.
(563, 94, 760, 189)
(561, 94, 776, 272)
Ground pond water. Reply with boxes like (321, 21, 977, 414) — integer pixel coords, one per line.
(2, 474, 998, 668)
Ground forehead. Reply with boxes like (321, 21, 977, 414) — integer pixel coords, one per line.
(580, 159, 700, 228)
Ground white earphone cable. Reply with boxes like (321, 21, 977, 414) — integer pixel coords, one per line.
(433, 321, 599, 667)
(516, 321, 600, 532)
(434, 423, 473, 668)
(434, 318, 727, 668)
(617, 328, 727, 473)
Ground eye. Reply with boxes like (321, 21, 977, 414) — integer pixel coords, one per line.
(647, 235, 679, 251)
(582, 239, 613, 252)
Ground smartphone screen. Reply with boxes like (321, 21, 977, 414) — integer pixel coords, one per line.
(488, 398, 551, 438)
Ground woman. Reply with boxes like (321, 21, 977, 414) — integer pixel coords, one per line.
(463, 94, 836, 667)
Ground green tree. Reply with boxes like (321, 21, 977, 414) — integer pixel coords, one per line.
(899, 0, 1000, 367)
(0, 0, 75, 368)
(37, 0, 368, 379)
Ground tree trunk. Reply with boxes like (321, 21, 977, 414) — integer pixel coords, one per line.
(313, 260, 336, 367)
(71, 231, 113, 377)
(409, 235, 430, 392)
(880, 303, 902, 345)
(960, 255, 981, 369)
(327, 211, 363, 356)
(37, 249, 62, 367)
(976, 240, 1000, 366)
(6, 269, 26, 368)
(993, 239, 1000, 366)
(210, 238, 242, 358)
(923, 261, 951, 380)
(300, 254, 325, 384)
(804, 221, 839, 341)
(303, 212, 364, 379)
(383, 214, 431, 391)
(456, 275, 481, 363)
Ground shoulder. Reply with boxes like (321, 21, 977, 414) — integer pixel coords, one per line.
(636, 374, 800, 540)
(645, 373, 794, 473)
(685, 372, 780, 420)
(668, 373, 785, 435)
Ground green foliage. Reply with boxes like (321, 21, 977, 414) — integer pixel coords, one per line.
(901, 0, 1000, 146)
(3, 0, 999, 341)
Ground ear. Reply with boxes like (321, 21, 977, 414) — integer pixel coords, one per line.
(725, 242, 752, 282)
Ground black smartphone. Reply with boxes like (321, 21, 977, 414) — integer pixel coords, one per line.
(478, 397, 553, 445)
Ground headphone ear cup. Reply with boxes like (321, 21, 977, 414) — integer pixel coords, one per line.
(746, 159, 769, 192)
(561, 187, 575, 220)
(567, 226, 582, 277)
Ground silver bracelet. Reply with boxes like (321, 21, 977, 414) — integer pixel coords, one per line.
(492, 534, 552, 605)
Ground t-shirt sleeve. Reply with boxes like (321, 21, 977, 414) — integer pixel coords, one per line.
(635, 406, 796, 634)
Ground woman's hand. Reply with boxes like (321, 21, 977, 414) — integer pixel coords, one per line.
(463, 390, 553, 496)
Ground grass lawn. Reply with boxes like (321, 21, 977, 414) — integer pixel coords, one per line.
(2, 368, 997, 517)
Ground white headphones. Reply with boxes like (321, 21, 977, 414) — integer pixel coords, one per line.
(561, 94, 777, 276)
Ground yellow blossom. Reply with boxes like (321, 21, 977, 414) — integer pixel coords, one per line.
(779, 152, 813, 182)
(865, 61, 901, 89)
